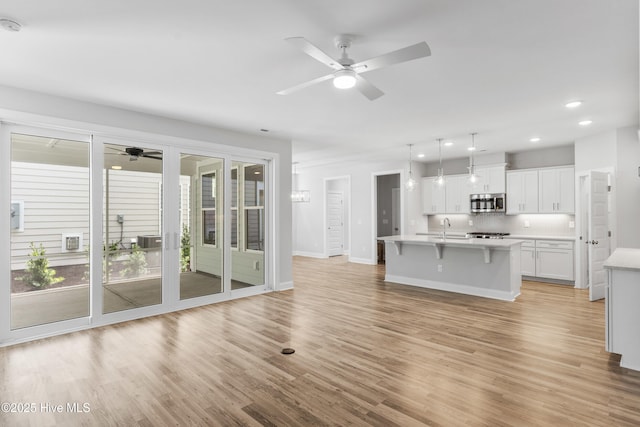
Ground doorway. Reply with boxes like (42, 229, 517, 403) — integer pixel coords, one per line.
(373, 171, 402, 264)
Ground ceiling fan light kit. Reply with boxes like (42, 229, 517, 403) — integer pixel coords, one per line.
(278, 34, 431, 101)
(333, 69, 357, 89)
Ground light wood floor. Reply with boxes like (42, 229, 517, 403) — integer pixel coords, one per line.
(1, 256, 640, 426)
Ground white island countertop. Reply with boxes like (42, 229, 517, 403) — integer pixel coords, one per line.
(380, 234, 523, 248)
(380, 234, 523, 264)
(604, 248, 640, 271)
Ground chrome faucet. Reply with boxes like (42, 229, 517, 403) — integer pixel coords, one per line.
(442, 217, 451, 239)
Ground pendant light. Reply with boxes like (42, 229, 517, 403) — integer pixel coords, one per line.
(468, 132, 478, 184)
(405, 144, 417, 191)
(291, 162, 310, 202)
(435, 138, 445, 186)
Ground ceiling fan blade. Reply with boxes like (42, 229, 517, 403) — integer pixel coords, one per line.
(141, 151, 162, 156)
(277, 73, 335, 96)
(285, 37, 344, 70)
(142, 154, 163, 160)
(354, 74, 384, 101)
(352, 42, 431, 74)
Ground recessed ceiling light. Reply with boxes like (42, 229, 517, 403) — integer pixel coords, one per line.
(565, 101, 582, 109)
(530, 137, 541, 143)
(417, 153, 425, 158)
(467, 146, 476, 151)
(579, 120, 593, 126)
(0, 18, 21, 32)
(444, 141, 453, 147)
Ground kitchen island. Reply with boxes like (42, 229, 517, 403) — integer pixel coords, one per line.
(380, 235, 523, 301)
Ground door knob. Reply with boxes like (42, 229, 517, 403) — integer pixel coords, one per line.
(591, 240, 599, 245)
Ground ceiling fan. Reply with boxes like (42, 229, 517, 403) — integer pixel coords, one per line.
(107, 146, 163, 161)
(277, 35, 431, 101)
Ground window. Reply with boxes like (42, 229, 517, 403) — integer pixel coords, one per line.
(202, 172, 216, 246)
(231, 168, 238, 249)
(244, 164, 264, 251)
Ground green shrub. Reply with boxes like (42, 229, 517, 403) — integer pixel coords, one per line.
(20, 242, 64, 289)
(120, 243, 147, 278)
(180, 224, 191, 272)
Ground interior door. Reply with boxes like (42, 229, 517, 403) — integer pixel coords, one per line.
(588, 171, 609, 301)
(327, 191, 344, 256)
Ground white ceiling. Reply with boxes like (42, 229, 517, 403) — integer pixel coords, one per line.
(0, 0, 638, 167)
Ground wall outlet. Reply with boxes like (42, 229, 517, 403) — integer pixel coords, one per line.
(437, 264, 443, 272)
(569, 221, 575, 229)
(468, 220, 473, 226)
(524, 220, 530, 228)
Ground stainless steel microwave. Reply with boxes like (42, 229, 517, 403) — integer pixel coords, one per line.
(470, 193, 506, 213)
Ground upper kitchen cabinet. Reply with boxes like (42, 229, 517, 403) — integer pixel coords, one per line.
(445, 174, 470, 214)
(471, 165, 506, 194)
(538, 166, 575, 213)
(506, 169, 539, 214)
(422, 177, 446, 214)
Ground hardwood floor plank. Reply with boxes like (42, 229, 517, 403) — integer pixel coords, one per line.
(2, 255, 640, 426)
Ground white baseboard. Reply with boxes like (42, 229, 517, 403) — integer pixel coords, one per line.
(349, 257, 376, 265)
(292, 251, 327, 259)
(385, 274, 519, 302)
(278, 281, 294, 291)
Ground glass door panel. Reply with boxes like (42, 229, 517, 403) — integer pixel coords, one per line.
(179, 155, 225, 300)
(231, 161, 265, 289)
(10, 133, 90, 329)
(103, 143, 163, 313)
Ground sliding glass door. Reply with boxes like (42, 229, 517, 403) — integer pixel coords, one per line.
(103, 143, 164, 314)
(179, 154, 225, 300)
(231, 161, 266, 289)
(10, 131, 91, 329)
(2, 124, 272, 343)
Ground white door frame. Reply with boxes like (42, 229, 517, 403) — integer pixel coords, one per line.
(323, 175, 351, 258)
(371, 169, 404, 264)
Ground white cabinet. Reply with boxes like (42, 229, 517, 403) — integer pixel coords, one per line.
(473, 165, 506, 194)
(506, 170, 538, 214)
(513, 239, 574, 281)
(445, 175, 470, 214)
(538, 167, 575, 213)
(422, 177, 446, 214)
(604, 249, 640, 370)
(520, 240, 536, 276)
(535, 240, 575, 281)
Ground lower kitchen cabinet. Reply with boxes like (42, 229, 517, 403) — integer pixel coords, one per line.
(520, 240, 536, 276)
(604, 249, 640, 371)
(517, 239, 575, 282)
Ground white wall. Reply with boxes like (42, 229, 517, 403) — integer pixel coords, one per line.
(575, 126, 640, 250)
(293, 159, 428, 264)
(615, 126, 640, 248)
(0, 84, 292, 289)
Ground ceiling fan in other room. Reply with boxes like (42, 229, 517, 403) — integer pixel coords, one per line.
(277, 35, 431, 101)
(107, 146, 163, 161)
